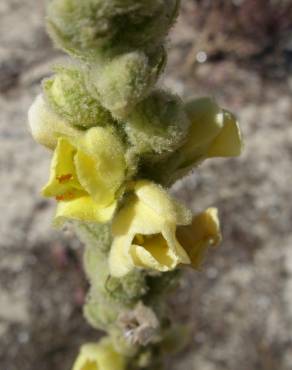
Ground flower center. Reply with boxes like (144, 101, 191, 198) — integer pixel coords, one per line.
(133, 234, 174, 267)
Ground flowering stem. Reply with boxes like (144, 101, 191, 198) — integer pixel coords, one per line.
(28, 1, 243, 369)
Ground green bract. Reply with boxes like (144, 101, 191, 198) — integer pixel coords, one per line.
(85, 49, 166, 119)
(43, 65, 113, 128)
(124, 90, 190, 161)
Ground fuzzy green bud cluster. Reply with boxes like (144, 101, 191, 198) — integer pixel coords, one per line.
(47, 0, 179, 58)
(28, 1, 243, 369)
(46, 0, 175, 120)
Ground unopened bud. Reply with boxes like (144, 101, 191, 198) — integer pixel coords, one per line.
(124, 90, 190, 162)
(85, 49, 166, 119)
(43, 66, 113, 128)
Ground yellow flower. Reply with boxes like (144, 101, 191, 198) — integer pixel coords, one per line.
(181, 97, 243, 166)
(72, 338, 126, 370)
(109, 181, 192, 277)
(42, 126, 126, 225)
(28, 94, 80, 150)
(109, 185, 222, 277)
(176, 208, 222, 268)
(152, 97, 243, 184)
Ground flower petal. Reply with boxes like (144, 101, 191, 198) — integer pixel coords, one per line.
(180, 97, 224, 165)
(109, 234, 136, 277)
(73, 127, 126, 205)
(28, 94, 80, 150)
(162, 227, 191, 264)
(72, 338, 126, 370)
(130, 233, 181, 272)
(153, 98, 243, 185)
(109, 181, 192, 276)
(176, 207, 222, 268)
(207, 111, 243, 158)
(134, 180, 191, 225)
(112, 197, 165, 237)
(42, 138, 84, 199)
(54, 196, 117, 226)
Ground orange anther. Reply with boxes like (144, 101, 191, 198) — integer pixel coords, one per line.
(56, 174, 73, 184)
(56, 192, 75, 201)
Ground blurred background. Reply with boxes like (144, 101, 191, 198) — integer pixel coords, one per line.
(1, 1, 292, 369)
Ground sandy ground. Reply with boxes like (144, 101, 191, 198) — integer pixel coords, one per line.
(1, 1, 292, 370)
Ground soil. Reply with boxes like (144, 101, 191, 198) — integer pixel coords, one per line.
(1, 1, 292, 370)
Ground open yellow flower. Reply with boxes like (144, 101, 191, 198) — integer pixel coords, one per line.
(109, 182, 222, 277)
(72, 337, 126, 370)
(176, 207, 222, 268)
(42, 126, 126, 225)
(109, 181, 192, 277)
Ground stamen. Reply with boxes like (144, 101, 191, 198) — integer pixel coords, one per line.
(56, 192, 75, 201)
(56, 173, 73, 183)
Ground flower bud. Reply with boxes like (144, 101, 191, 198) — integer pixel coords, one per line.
(43, 66, 113, 128)
(151, 97, 243, 184)
(28, 94, 80, 150)
(47, 0, 180, 59)
(72, 338, 126, 370)
(84, 293, 119, 331)
(85, 49, 166, 119)
(124, 90, 190, 162)
(181, 97, 243, 162)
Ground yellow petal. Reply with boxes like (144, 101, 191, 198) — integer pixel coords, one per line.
(72, 338, 126, 370)
(108, 234, 137, 277)
(112, 196, 164, 237)
(207, 110, 243, 158)
(176, 207, 222, 268)
(109, 181, 192, 277)
(42, 138, 84, 199)
(73, 127, 126, 205)
(28, 94, 80, 150)
(130, 232, 185, 272)
(109, 227, 190, 277)
(163, 99, 243, 181)
(181, 97, 224, 165)
(54, 196, 117, 226)
(134, 180, 191, 225)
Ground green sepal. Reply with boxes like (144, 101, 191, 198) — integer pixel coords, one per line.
(43, 65, 113, 128)
(85, 48, 167, 119)
(47, 0, 180, 60)
(124, 90, 190, 163)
